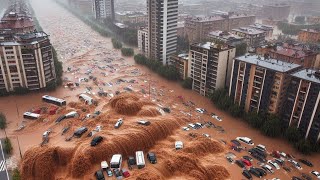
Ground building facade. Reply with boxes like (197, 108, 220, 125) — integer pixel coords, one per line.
(185, 14, 256, 43)
(188, 42, 236, 96)
(249, 23, 274, 39)
(261, 4, 290, 21)
(169, 53, 188, 80)
(0, 32, 56, 92)
(282, 69, 320, 143)
(137, 28, 148, 56)
(92, 0, 115, 21)
(229, 54, 301, 114)
(298, 29, 320, 44)
(115, 11, 148, 25)
(232, 27, 266, 48)
(147, 0, 178, 65)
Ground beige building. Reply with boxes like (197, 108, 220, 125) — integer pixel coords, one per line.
(231, 27, 266, 47)
(169, 53, 188, 80)
(0, 32, 56, 92)
(185, 14, 256, 43)
(137, 28, 148, 56)
(188, 42, 236, 96)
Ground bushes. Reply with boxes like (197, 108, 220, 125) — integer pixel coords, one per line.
(235, 43, 248, 57)
(0, 113, 7, 130)
(12, 169, 21, 180)
(4, 137, 12, 155)
(134, 54, 179, 81)
(294, 140, 313, 155)
(285, 126, 302, 143)
(182, 78, 192, 89)
(112, 38, 122, 49)
(121, 48, 134, 56)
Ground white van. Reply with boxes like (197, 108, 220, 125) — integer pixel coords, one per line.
(188, 123, 195, 129)
(136, 151, 145, 169)
(110, 154, 122, 169)
(175, 141, 183, 150)
(236, 137, 254, 146)
(101, 161, 109, 170)
(65, 111, 79, 118)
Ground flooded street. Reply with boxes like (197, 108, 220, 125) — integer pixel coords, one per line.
(0, 0, 319, 179)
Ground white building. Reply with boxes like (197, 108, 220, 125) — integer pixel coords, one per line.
(147, 0, 178, 65)
(138, 28, 148, 55)
(92, 0, 114, 21)
(188, 42, 236, 96)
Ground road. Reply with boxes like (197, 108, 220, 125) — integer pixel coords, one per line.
(0, 140, 9, 180)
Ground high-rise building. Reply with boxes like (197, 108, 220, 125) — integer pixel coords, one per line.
(147, 0, 178, 65)
(137, 28, 148, 55)
(282, 69, 320, 143)
(229, 54, 301, 114)
(169, 53, 188, 80)
(92, 0, 115, 21)
(0, 32, 56, 92)
(188, 42, 236, 96)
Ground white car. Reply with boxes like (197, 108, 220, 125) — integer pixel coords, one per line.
(262, 164, 274, 174)
(202, 133, 210, 138)
(114, 118, 123, 129)
(182, 127, 190, 131)
(214, 116, 222, 121)
(195, 108, 205, 114)
(188, 123, 196, 129)
(311, 171, 320, 179)
(236, 137, 254, 146)
(288, 159, 302, 170)
(101, 161, 109, 170)
(175, 141, 183, 150)
(268, 160, 280, 170)
(256, 144, 266, 152)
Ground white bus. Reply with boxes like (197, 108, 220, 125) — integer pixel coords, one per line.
(42, 95, 66, 106)
(23, 112, 40, 120)
(110, 154, 122, 169)
(136, 151, 145, 169)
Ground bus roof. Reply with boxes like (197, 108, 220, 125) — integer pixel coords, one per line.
(110, 154, 122, 163)
(42, 95, 65, 103)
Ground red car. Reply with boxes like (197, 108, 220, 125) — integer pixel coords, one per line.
(272, 151, 281, 158)
(122, 169, 130, 178)
(241, 159, 252, 166)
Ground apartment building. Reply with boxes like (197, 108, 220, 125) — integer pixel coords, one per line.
(229, 54, 301, 114)
(232, 27, 266, 48)
(249, 23, 274, 39)
(0, 12, 35, 37)
(137, 28, 148, 56)
(92, 0, 115, 21)
(0, 32, 56, 92)
(188, 42, 236, 96)
(207, 31, 245, 46)
(261, 4, 291, 21)
(147, 0, 178, 65)
(185, 14, 256, 43)
(282, 69, 320, 143)
(115, 11, 148, 25)
(298, 29, 320, 44)
(169, 53, 188, 80)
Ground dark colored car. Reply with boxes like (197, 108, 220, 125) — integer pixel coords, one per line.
(249, 148, 267, 158)
(250, 153, 266, 163)
(231, 140, 241, 147)
(95, 169, 105, 180)
(162, 107, 171, 113)
(147, 152, 157, 164)
(249, 167, 262, 178)
(74, 127, 88, 137)
(226, 156, 234, 163)
(255, 168, 267, 176)
(243, 156, 253, 162)
(113, 169, 122, 178)
(106, 168, 113, 177)
(298, 159, 313, 167)
(235, 160, 245, 168)
(242, 170, 252, 180)
(302, 173, 313, 180)
(292, 176, 303, 180)
(55, 115, 66, 123)
(274, 158, 285, 166)
(283, 166, 291, 172)
(128, 156, 136, 169)
(91, 136, 103, 146)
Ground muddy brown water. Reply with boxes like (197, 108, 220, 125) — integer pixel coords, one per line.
(0, 0, 319, 179)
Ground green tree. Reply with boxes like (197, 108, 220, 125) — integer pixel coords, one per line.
(121, 48, 134, 56)
(0, 113, 7, 130)
(182, 78, 193, 89)
(112, 38, 122, 49)
(294, 139, 313, 155)
(12, 168, 21, 180)
(228, 104, 243, 118)
(245, 112, 263, 129)
(4, 137, 12, 154)
(53, 47, 63, 86)
(285, 126, 302, 143)
(235, 43, 248, 57)
(295, 16, 306, 24)
(261, 115, 282, 137)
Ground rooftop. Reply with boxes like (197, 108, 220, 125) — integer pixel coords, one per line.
(249, 23, 274, 30)
(292, 69, 320, 84)
(192, 42, 234, 51)
(177, 53, 189, 60)
(271, 44, 316, 58)
(300, 29, 319, 33)
(236, 54, 301, 72)
(208, 31, 244, 41)
(188, 14, 255, 23)
(232, 27, 265, 35)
